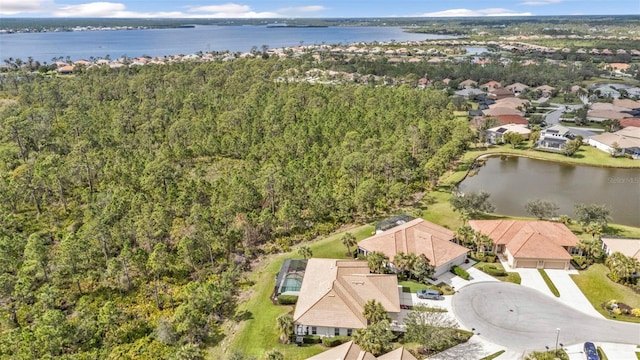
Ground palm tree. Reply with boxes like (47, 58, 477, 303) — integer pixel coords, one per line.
(297, 245, 312, 260)
(366, 251, 388, 274)
(393, 252, 418, 280)
(341, 232, 357, 257)
(576, 238, 602, 263)
(275, 313, 294, 344)
(363, 299, 390, 325)
(454, 225, 474, 246)
(473, 231, 493, 257)
(606, 252, 640, 284)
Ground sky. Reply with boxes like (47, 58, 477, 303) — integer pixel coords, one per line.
(0, 0, 638, 18)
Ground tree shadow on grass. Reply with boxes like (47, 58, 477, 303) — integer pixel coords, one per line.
(234, 310, 253, 322)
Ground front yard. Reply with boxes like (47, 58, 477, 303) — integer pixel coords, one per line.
(212, 224, 374, 359)
(570, 264, 640, 323)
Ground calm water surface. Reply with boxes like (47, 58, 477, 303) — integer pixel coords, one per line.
(0, 25, 454, 63)
(458, 156, 640, 226)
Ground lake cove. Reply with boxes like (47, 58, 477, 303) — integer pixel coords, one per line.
(458, 156, 640, 227)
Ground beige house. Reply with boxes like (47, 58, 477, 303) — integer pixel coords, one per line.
(293, 259, 401, 338)
(484, 123, 531, 144)
(306, 341, 417, 360)
(587, 126, 640, 159)
(602, 238, 640, 261)
(358, 218, 469, 277)
(469, 220, 579, 269)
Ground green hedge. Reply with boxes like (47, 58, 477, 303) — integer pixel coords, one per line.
(277, 295, 298, 305)
(322, 336, 351, 347)
(303, 335, 321, 344)
(451, 265, 470, 280)
(483, 265, 506, 276)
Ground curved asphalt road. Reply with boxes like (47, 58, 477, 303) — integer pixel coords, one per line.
(452, 282, 640, 352)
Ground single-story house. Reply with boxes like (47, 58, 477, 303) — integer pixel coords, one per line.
(454, 88, 485, 100)
(458, 79, 478, 89)
(274, 258, 307, 297)
(357, 218, 469, 278)
(537, 124, 575, 151)
(375, 214, 416, 234)
(535, 85, 556, 97)
(57, 65, 74, 74)
(484, 123, 531, 144)
(494, 114, 529, 125)
(587, 126, 640, 158)
(480, 80, 502, 91)
(293, 259, 401, 338)
(613, 99, 640, 109)
(593, 85, 621, 99)
(601, 238, 640, 261)
(505, 82, 530, 96)
(306, 341, 417, 360)
(488, 88, 515, 100)
(468, 220, 580, 270)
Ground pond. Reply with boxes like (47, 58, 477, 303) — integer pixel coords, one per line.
(457, 156, 640, 227)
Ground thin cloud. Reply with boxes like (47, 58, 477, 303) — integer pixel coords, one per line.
(520, 0, 562, 5)
(0, 0, 54, 15)
(418, 8, 533, 17)
(46, 2, 325, 18)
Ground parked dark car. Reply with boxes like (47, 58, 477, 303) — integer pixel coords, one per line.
(583, 342, 600, 360)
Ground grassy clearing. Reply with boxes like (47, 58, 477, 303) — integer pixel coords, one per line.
(218, 224, 374, 360)
(570, 264, 640, 323)
(538, 269, 561, 297)
(419, 190, 462, 230)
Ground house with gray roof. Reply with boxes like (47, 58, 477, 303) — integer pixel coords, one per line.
(536, 125, 576, 151)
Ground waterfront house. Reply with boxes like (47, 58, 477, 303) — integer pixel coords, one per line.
(537, 124, 575, 151)
(469, 220, 579, 270)
(587, 126, 640, 158)
(484, 123, 531, 144)
(357, 218, 469, 278)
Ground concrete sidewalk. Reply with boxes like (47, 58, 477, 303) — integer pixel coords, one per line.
(517, 268, 555, 297)
(545, 269, 603, 318)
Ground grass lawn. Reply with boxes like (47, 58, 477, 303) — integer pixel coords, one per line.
(215, 224, 374, 359)
(399, 280, 429, 293)
(419, 190, 462, 230)
(538, 269, 560, 297)
(570, 264, 640, 323)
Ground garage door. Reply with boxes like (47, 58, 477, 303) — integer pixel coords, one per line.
(544, 261, 566, 269)
(516, 259, 537, 268)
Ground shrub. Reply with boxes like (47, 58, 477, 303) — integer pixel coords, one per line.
(426, 285, 444, 295)
(631, 308, 640, 317)
(277, 295, 298, 305)
(322, 336, 351, 347)
(485, 255, 496, 263)
(612, 308, 622, 315)
(451, 265, 470, 280)
(483, 265, 506, 276)
(303, 335, 321, 344)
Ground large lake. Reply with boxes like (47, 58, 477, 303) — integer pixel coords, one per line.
(0, 25, 453, 63)
(458, 156, 640, 227)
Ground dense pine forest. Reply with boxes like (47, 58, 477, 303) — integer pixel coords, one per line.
(0, 58, 473, 358)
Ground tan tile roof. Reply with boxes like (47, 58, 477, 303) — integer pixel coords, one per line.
(358, 218, 469, 268)
(306, 341, 377, 360)
(293, 259, 400, 329)
(377, 347, 418, 360)
(613, 99, 640, 109)
(482, 107, 523, 116)
(602, 238, 640, 261)
(468, 220, 578, 260)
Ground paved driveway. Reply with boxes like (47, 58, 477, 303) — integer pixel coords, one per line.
(451, 282, 640, 352)
(544, 269, 603, 318)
